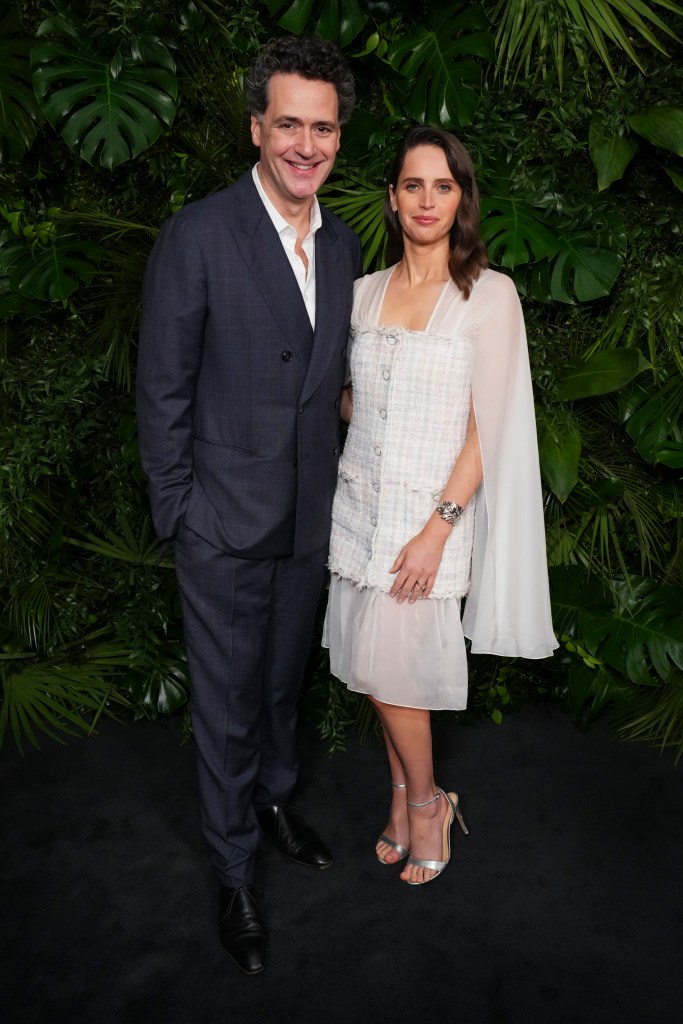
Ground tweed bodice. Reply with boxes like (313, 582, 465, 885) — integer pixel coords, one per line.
(329, 267, 478, 599)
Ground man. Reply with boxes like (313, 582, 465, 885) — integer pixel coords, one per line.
(136, 37, 360, 975)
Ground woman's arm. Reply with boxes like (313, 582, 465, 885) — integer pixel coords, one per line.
(389, 399, 482, 602)
(340, 384, 353, 424)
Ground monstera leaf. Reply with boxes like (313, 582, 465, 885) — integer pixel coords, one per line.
(0, 226, 103, 302)
(583, 578, 683, 685)
(546, 227, 623, 303)
(480, 195, 558, 267)
(123, 640, 189, 716)
(549, 565, 613, 639)
(550, 568, 683, 686)
(589, 117, 639, 190)
(487, 195, 626, 303)
(557, 349, 649, 400)
(321, 175, 386, 270)
(388, 4, 495, 128)
(264, 0, 367, 46)
(31, 18, 177, 169)
(566, 660, 626, 726)
(528, 222, 626, 301)
(0, 10, 43, 163)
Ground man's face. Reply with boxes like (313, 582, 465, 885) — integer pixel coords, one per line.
(250, 72, 341, 214)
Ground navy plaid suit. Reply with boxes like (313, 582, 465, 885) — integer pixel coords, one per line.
(137, 171, 361, 884)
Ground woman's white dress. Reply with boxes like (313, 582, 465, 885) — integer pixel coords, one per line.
(322, 265, 558, 710)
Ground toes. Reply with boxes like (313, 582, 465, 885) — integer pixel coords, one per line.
(400, 864, 436, 884)
(377, 841, 400, 864)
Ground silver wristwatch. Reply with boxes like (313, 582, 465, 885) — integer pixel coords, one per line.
(436, 500, 465, 525)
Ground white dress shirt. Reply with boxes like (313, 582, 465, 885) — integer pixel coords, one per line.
(252, 164, 321, 329)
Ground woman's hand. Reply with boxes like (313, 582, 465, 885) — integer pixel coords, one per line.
(389, 518, 451, 603)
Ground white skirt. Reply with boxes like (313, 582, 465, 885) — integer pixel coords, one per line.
(322, 575, 469, 711)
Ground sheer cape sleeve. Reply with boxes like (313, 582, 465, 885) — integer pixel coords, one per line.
(460, 272, 558, 659)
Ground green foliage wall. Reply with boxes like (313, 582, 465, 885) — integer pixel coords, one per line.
(1, 0, 682, 755)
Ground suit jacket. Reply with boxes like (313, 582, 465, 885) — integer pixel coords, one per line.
(136, 171, 362, 558)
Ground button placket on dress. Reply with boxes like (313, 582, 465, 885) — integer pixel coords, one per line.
(365, 329, 400, 570)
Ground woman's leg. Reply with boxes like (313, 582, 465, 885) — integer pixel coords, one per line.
(375, 722, 409, 864)
(370, 697, 452, 884)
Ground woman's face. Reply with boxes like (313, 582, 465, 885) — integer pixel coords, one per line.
(389, 144, 462, 248)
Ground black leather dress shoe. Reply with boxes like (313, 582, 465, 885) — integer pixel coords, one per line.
(257, 804, 332, 869)
(218, 885, 267, 975)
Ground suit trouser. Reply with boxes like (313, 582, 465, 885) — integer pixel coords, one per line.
(174, 523, 327, 887)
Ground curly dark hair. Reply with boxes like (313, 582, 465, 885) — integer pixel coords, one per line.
(384, 126, 488, 300)
(246, 36, 356, 124)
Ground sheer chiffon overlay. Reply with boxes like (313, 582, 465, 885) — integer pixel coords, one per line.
(322, 575, 468, 710)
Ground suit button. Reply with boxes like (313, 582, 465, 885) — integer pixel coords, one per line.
(281, 350, 293, 362)
(334, 398, 340, 409)
(298, 406, 304, 414)
(332, 446, 339, 456)
(341, 348, 347, 359)
(292, 458, 298, 468)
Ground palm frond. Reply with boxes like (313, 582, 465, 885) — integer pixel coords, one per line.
(180, 44, 253, 168)
(64, 514, 173, 567)
(664, 534, 683, 585)
(491, 0, 683, 85)
(72, 237, 151, 389)
(320, 175, 387, 272)
(610, 679, 683, 761)
(0, 659, 130, 752)
(0, 618, 158, 750)
(3, 569, 90, 651)
(0, 487, 61, 571)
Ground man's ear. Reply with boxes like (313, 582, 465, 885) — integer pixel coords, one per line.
(250, 114, 261, 148)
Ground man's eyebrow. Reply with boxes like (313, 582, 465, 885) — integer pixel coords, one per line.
(273, 115, 337, 127)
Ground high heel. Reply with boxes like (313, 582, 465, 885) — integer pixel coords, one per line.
(376, 782, 410, 864)
(403, 788, 468, 886)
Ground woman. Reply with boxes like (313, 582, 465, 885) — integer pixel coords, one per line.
(323, 126, 558, 886)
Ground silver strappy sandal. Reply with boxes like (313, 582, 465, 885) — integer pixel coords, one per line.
(403, 787, 469, 885)
(376, 782, 410, 864)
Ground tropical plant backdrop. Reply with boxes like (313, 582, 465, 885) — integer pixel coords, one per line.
(1, 0, 682, 757)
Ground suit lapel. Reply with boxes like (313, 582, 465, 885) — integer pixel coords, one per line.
(299, 213, 344, 403)
(231, 176, 313, 362)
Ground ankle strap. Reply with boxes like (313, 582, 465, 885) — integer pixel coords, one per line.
(407, 791, 440, 808)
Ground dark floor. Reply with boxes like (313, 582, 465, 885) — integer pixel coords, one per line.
(2, 703, 681, 1024)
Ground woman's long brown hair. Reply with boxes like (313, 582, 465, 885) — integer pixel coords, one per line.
(384, 125, 488, 299)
